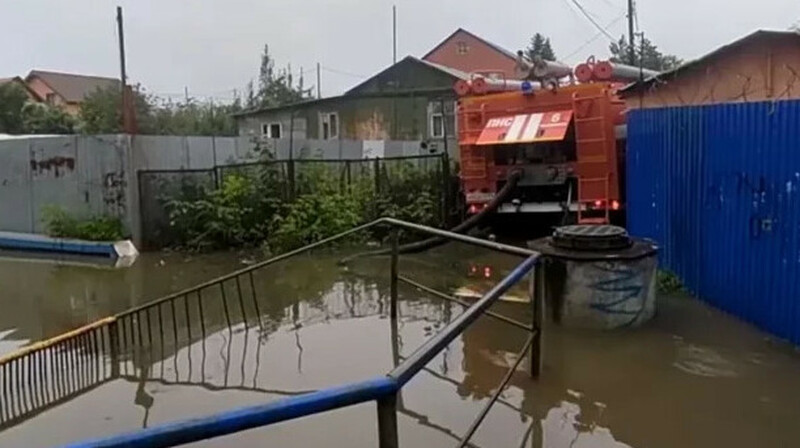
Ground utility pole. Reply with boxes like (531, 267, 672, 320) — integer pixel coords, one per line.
(184, 86, 189, 104)
(392, 5, 397, 64)
(627, 0, 636, 65)
(316, 62, 321, 99)
(116, 6, 129, 132)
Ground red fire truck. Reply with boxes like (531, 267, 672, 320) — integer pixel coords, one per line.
(455, 58, 646, 225)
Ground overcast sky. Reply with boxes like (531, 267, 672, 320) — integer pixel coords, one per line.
(2, 0, 798, 102)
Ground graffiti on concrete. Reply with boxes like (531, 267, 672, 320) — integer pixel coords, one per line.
(29, 156, 75, 178)
(103, 171, 127, 215)
(587, 262, 649, 326)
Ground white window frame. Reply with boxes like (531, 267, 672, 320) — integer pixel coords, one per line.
(430, 113, 445, 138)
(261, 122, 282, 139)
(320, 112, 339, 140)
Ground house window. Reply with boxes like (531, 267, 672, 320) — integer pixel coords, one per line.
(456, 41, 469, 55)
(261, 122, 282, 139)
(45, 93, 57, 105)
(431, 113, 444, 138)
(320, 112, 339, 139)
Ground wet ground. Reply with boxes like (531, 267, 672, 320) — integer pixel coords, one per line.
(1, 243, 800, 447)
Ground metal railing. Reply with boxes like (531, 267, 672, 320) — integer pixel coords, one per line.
(0, 218, 543, 448)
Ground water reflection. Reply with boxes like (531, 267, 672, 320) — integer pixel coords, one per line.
(1, 247, 800, 447)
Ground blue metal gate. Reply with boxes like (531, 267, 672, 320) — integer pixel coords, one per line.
(627, 100, 800, 345)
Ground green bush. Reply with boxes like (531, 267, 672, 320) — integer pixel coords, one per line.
(657, 269, 684, 294)
(165, 158, 447, 253)
(266, 192, 365, 254)
(42, 206, 124, 241)
(166, 171, 281, 251)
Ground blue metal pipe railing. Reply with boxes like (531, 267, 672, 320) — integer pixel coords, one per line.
(64, 377, 399, 448)
(388, 256, 538, 386)
(58, 219, 543, 448)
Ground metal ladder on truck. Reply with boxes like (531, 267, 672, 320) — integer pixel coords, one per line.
(572, 91, 612, 225)
(459, 104, 491, 188)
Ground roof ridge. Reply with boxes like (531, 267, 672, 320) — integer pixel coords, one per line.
(28, 69, 119, 81)
(421, 27, 518, 63)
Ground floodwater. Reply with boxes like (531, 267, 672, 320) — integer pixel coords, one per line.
(1, 244, 800, 448)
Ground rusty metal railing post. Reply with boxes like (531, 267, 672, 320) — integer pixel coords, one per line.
(108, 320, 120, 378)
(377, 393, 399, 448)
(390, 230, 399, 322)
(529, 262, 545, 378)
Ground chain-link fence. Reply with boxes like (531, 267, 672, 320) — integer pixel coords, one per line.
(138, 154, 452, 249)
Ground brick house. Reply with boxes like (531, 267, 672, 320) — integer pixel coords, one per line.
(24, 70, 120, 116)
(422, 28, 520, 79)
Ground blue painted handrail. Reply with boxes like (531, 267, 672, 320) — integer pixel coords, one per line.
(64, 377, 399, 448)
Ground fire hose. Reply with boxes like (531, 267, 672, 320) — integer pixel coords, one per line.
(339, 171, 522, 264)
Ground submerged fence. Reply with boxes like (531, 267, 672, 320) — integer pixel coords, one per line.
(0, 218, 544, 447)
(138, 154, 452, 249)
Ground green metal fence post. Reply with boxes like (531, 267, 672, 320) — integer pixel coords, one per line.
(373, 157, 381, 195)
(288, 159, 296, 200)
(346, 160, 352, 191)
(441, 152, 451, 227)
(390, 230, 399, 322)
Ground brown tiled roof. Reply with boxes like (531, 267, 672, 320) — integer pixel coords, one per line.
(26, 70, 120, 103)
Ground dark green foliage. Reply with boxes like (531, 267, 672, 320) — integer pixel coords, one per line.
(42, 205, 124, 241)
(657, 269, 684, 294)
(79, 85, 240, 136)
(21, 103, 76, 134)
(525, 33, 557, 61)
(0, 83, 75, 134)
(609, 35, 682, 72)
(375, 161, 440, 227)
(166, 168, 283, 251)
(0, 82, 29, 134)
(165, 159, 445, 253)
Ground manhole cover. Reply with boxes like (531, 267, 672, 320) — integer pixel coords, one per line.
(551, 225, 632, 251)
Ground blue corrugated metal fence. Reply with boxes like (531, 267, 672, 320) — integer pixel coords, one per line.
(628, 99, 800, 345)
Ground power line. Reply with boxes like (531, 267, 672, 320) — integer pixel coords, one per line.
(321, 66, 367, 79)
(569, 0, 617, 41)
(563, 14, 626, 61)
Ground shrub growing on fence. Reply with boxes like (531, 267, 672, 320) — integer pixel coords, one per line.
(164, 158, 445, 252)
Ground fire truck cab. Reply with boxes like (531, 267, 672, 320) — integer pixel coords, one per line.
(457, 82, 626, 224)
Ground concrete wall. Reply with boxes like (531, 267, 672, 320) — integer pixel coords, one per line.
(0, 135, 131, 234)
(0, 134, 453, 249)
(624, 33, 800, 110)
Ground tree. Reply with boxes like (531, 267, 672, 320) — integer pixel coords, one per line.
(253, 44, 311, 108)
(0, 82, 75, 134)
(21, 103, 76, 134)
(609, 35, 682, 72)
(0, 82, 29, 134)
(525, 33, 557, 61)
(79, 85, 153, 134)
(79, 84, 240, 136)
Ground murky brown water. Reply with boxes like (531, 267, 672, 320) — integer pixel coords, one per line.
(1, 244, 800, 447)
